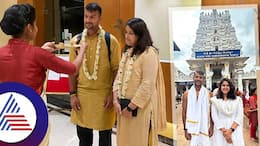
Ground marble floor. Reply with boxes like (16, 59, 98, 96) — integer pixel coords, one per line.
(48, 105, 171, 146)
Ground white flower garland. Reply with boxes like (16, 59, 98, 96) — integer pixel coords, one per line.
(81, 27, 103, 80)
(115, 48, 136, 98)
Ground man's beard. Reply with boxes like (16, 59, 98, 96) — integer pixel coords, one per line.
(195, 81, 202, 86)
(85, 23, 94, 29)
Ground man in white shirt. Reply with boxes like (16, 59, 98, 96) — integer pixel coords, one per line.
(182, 70, 214, 146)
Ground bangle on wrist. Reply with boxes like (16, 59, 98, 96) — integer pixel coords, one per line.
(127, 106, 133, 112)
(70, 93, 76, 97)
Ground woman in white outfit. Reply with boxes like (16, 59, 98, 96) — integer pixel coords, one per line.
(211, 78, 245, 146)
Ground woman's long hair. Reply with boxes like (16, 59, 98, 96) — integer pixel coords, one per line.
(216, 78, 236, 100)
(124, 18, 158, 56)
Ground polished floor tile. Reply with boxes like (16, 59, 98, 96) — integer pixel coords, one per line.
(48, 110, 171, 146)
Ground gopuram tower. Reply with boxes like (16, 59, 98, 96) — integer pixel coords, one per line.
(186, 9, 249, 91)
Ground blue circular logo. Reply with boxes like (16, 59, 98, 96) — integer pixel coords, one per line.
(0, 82, 48, 146)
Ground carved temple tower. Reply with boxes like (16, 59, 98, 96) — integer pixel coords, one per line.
(186, 9, 249, 91)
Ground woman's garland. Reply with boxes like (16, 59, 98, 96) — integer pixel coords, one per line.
(81, 27, 103, 80)
(115, 48, 136, 98)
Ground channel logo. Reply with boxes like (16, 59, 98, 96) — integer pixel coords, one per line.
(0, 93, 36, 143)
(0, 82, 48, 146)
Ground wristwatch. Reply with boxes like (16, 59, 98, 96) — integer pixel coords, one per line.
(69, 91, 77, 95)
(69, 91, 77, 97)
(126, 106, 133, 112)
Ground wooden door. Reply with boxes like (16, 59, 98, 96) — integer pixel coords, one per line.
(161, 62, 173, 122)
(118, 0, 135, 47)
(202, 0, 260, 5)
(18, 0, 134, 48)
(85, 0, 134, 49)
(18, 0, 45, 46)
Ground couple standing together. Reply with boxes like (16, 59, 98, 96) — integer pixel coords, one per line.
(182, 71, 245, 146)
(69, 2, 166, 146)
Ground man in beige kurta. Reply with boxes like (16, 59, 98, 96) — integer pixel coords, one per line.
(69, 3, 120, 146)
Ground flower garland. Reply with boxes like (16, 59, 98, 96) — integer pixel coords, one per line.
(115, 48, 136, 98)
(81, 27, 103, 80)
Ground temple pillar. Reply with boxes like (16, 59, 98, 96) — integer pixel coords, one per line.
(236, 69, 243, 91)
(245, 80, 250, 98)
(221, 62, 230, 78)
(205, 63, 213, 90)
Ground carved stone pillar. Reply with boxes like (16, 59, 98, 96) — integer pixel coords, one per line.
(205, 63, 213, 90)
(236, 69, 243, 91)
(221, 63, 230, 79)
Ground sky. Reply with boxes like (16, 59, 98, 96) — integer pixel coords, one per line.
(170, 6, 257, 75)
